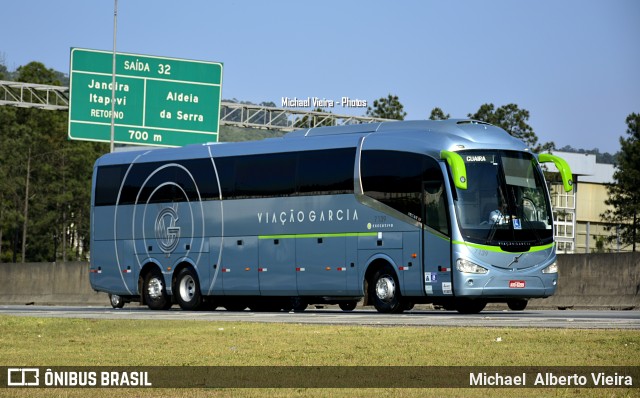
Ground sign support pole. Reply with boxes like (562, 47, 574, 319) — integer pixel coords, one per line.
(110, 0, 118, 153)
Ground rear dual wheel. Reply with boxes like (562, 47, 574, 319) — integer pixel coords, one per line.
(175, 268, 203, 311)
(143, 268, 173, 310)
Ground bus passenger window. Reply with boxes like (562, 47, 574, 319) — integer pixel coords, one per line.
(94, 165, 128, 206)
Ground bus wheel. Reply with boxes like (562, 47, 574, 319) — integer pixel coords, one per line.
(175, 268, 202, 311)
(143, 269, 172, 310)
(455, 299, 487, 314)
(369, 265, 404, 314)
(507, 299, 528, 311)
(339, 301, 358, 312)
(109, 294, 125, 309)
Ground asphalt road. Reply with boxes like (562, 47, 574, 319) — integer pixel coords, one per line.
(1, 305, 638, 329)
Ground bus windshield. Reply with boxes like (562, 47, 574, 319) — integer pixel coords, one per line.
(453, 150, 553, 248)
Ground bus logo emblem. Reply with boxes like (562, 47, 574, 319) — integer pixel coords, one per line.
(155, 206, 181, 254)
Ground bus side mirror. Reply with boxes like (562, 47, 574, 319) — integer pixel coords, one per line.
(440, 150, 467, 190)
(538, 153, 573, 192)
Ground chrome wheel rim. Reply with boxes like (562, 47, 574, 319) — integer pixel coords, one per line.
(147, 277, 164, 300)
(179, 275, 196, 302)
(375, 276, 396, 302)
(110, 294, 121, 307)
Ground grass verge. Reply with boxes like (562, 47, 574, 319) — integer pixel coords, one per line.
(0, 316, 638, 397)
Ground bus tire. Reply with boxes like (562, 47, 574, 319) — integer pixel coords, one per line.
(339, 300, 358, 312)
(175, 268, 203, 311)
(143, 268, 172, 310)
(455, 298, 487, 314)
(369, 265, 404, 314)
(507, 299, 528, 311)
(109, 294, 125, 309)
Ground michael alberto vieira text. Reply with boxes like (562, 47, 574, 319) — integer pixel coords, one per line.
(470, 372, 634, 387)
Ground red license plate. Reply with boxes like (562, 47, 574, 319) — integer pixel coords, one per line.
(509, 280, 526, 288)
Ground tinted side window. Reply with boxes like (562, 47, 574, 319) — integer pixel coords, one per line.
(181, 159, 219, 201)
(217, 148, 355, 199)
(94, 159, 219, 206)
(361, 150, 449, 233)
(297, 148, 355, 195)
(216, 156, 236, 198)
(234, 153, 296, 198)
(122, 162, 175, 204)
(96, 148, 358, 205)
(362, 150, 425, 220)
(94, 165, 128, 206)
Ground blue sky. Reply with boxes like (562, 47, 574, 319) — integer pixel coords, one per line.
(1, 0, 638, 154)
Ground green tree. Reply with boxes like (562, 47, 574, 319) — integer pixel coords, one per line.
(601, 112, 640, 252)
(429, 107, 450, 120)
(366, 94, 406, 120)
(468, 103, 554, 153)
(0, 61, 108, 262)
(16, 62, 61, 85)
(0, 105, 24, 261)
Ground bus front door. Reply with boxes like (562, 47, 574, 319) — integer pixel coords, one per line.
(422, 181, 453, 298)
(422, 230, 452, 297)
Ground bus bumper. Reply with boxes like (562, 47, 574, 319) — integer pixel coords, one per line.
(454, 273, 558, 298)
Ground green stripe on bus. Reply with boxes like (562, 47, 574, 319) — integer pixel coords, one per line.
(258, 232, 378, 240)
(452, 240, 555, 253)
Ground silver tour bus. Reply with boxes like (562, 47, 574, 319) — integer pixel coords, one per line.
(89, 120, 573, 313)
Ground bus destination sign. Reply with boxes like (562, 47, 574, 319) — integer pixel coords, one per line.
(68, 48, 223, 147)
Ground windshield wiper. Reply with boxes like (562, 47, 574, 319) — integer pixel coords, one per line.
(485, 206, 508, 244)
(518, 205, 543, 246)
(486, 183, 509, 245)
(486, 217, 500, 244)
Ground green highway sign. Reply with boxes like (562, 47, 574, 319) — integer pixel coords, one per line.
(68, 48, 223, 147)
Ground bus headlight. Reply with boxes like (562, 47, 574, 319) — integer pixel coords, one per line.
(456, 259, 488, 274)
(542, 262, 558, 274)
